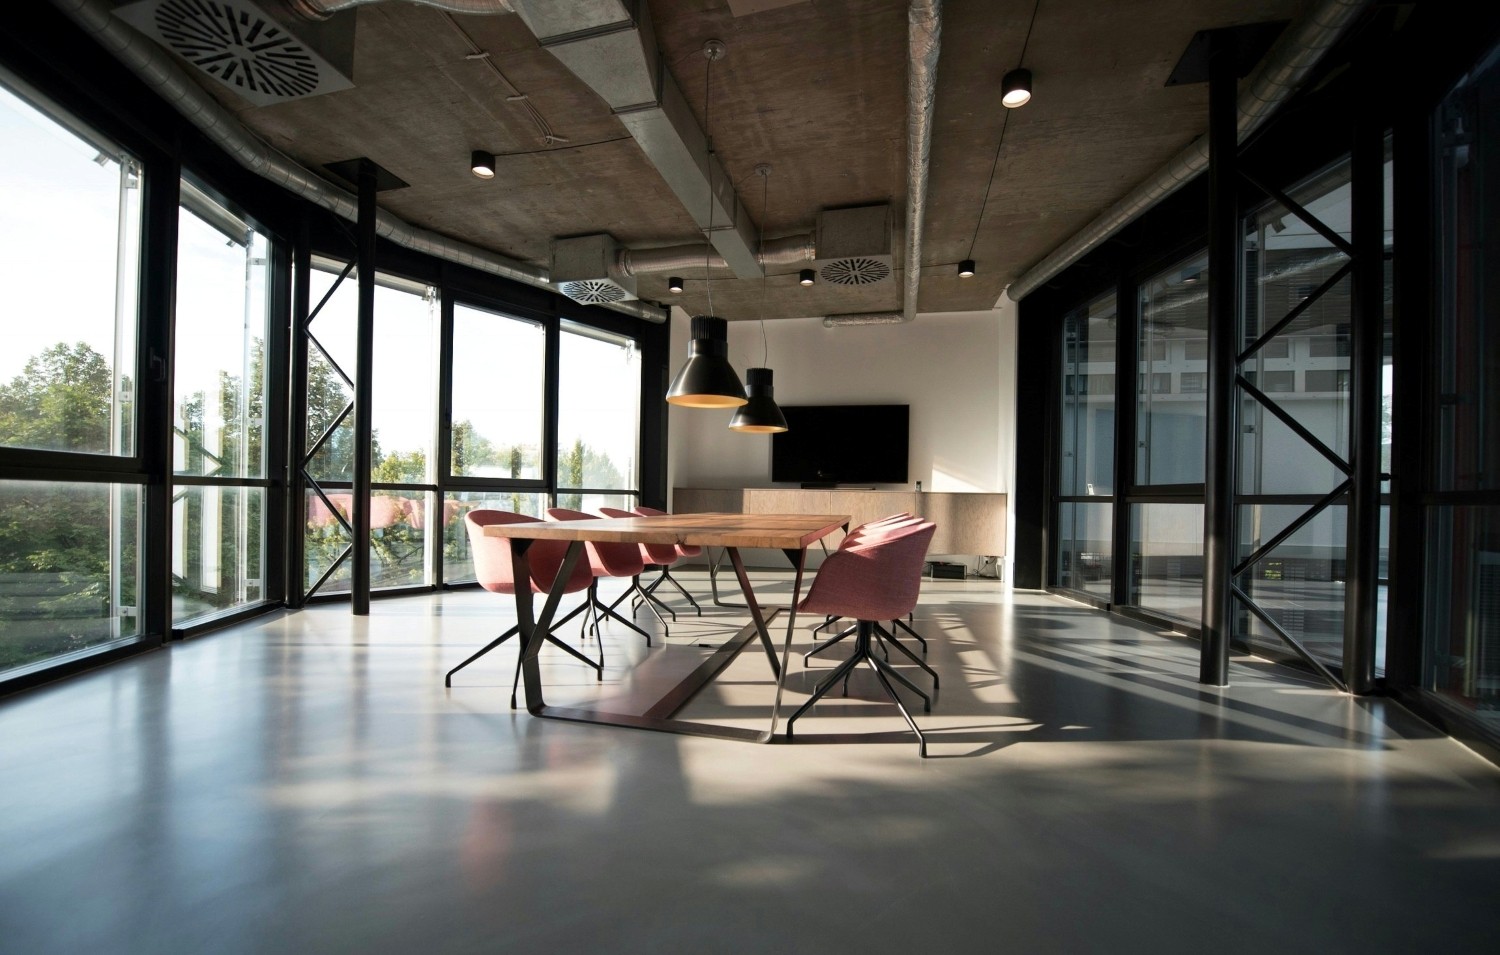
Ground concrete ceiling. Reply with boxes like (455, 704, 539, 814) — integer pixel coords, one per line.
(201, 0, 1311, 321)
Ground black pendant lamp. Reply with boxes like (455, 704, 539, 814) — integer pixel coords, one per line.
(729, 367, 788, 432)
(666, 315, 747, 408)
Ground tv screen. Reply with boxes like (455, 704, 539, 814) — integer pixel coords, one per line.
(771, 405, 909, 486)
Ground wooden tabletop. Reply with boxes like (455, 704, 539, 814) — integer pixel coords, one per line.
(482, 512, 850, 550)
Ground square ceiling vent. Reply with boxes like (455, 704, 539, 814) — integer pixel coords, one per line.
(551, 234, 638, 305)
(114, 0, 354, 106)
(814, 205, 894, 286)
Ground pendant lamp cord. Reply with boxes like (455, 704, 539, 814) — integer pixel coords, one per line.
(704, 53, 715, 320)
(966, 0, 1041, 261)
(757, 167, 769, 367)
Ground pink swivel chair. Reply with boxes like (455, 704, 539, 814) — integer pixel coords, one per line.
(633, 505, 703, 615)
(598, 506, 679, 632)
(809, 513, 932, 660)
(448, 509, 601, 708)
(546, 507, 653, 646)
(787, 519, 938, 756)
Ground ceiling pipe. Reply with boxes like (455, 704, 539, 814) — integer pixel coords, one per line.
(825, 0, 940, 328)
(48, 0, 668, 324)
(821, 312, 906, 328)
(1006, 0, 1370, 303)
(618, 234, 815, 277)
(286, 0, 511, 20)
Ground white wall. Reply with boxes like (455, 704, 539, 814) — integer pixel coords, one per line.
(666, 296, 1019, 577)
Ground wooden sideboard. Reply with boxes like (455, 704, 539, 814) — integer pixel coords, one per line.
(672, 487, 1006, 557)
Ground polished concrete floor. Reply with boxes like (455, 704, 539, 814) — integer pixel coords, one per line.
(2, 574, 1498, 954)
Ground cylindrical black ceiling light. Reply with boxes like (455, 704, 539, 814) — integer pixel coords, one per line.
(668, 275, 684, 293)
(470, 150, 495, 179)
(666, 316, 748, 408)
(958, 259, 976, 278)
(728, 367, 788, 433)
(1001, 68, 1032, 108)
(799, 269, 816, 286)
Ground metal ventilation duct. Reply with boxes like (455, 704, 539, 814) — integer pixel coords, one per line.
(113, 0, 354, 106)
(551, 234, 638, 305)
(814, 205, 894, 286)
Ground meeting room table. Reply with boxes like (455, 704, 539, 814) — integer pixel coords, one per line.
(480, 511, 848, 742)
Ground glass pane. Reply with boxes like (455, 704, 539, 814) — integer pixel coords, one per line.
(451, 305, 545, 479)
(556, 492, 639, 514)
(1136, 252, 1208, 486)
(1238, 400, 1349, 496)
(372, 284, 436, 484)
(1237, 504, 1347, 667)
(1130, 503, 1203, 625)
(1, 480, 140, 675)
(174, 183, 270, 478)
(1424, 506, 1500, 735)
(1057, 501, 1112, 597)
(443, 491, 549, 585)
(0, 82, 140, 456)
(1059, 292, 1116, 496)
(171, 486, 264, 624)
(304, 488, 352, 595)
(371, 490, 426, 590)
(1435, 43, 1500, 492)
(557, 322, 639, 492)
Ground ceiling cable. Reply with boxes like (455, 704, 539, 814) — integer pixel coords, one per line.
(703, 49, 716, 320)
(966, 0, 1041, 260)
(445, 13, 565, 146)
(757, 164, 770, 366)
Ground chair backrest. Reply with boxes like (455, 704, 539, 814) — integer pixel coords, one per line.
(465, 509, 593, 596)
(633, 505, 702, 557)
(799, 520, 937, 622)
(842, 513, 921, 549)
(599, 506, 679, 566)
(545, 507, 645, 577)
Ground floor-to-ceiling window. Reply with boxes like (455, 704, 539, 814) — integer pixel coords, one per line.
(1424, 39, 1500, 738)
(1056, 291, 1117, 599)
(0, 73, 144, 677)
(300, 260, 438, 596)
(171, 177, 273, 626)
(444, 301, 551, 584)
(1128, 251, 1209, 625)
(556, 320, 641, 513)
(1235, 151, 1394, 671)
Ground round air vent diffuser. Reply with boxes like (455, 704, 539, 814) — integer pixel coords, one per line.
(819, 257, 893, 286)
(558, 279, 629, 304)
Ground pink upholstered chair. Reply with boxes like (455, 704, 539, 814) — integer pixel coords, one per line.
(546, 507, 653, 646)
(633, 505, 703, 615)
(787, 519, 938, 756)
(809, 513, 932, 658)
(447, 509, 601, 708)
(598, 506, 679, 631)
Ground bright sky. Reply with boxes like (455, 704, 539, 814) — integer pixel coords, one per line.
(1, 80, 640, 485)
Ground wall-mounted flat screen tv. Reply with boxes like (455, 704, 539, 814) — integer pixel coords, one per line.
(771, 404, 910, 486)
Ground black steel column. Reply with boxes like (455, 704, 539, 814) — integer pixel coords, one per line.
(287, 221, 311, 608)
(1344, 57, 1384, 694)
(352, 161, 376, 614)
(1111, 275, 1138, 609)
(140, 158, 181, 645)
(264, 234, 292, 608)
(1199, 37, 1239, 686)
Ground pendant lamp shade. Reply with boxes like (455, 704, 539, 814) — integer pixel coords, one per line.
(666, 316, 748, 408)
(728, 367, 788, 432)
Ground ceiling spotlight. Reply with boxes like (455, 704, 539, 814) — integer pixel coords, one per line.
(1001, 68, 1033, 108)
(799, 269, 815, 286)
(668, 275, 684, 294)
(470, 150, 495, 179)
(958, 259, 976, 278)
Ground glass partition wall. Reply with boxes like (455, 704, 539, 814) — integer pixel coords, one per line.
(1046, 150, 1393, 678)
